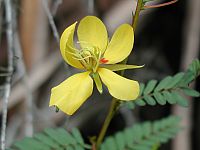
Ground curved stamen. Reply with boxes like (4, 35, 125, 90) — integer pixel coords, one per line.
(66, 41, 103, 72)
(74, 55, 93, 60)
(67, 45, 80, 53)
(66, 50, 80, 58)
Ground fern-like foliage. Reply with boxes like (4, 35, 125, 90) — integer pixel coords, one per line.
(8, 128, 91, 150)
(101, 116, 181, 150)
(124, 59, 200, 109)
(8, 117, 180, 150)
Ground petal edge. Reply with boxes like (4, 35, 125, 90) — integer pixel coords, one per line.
(60, 22, 83, 69)
(50, 71, 93, 115)
(103, 24, 134, 64)
(77, 16, 108, 52)
(98, 68, 139, 100)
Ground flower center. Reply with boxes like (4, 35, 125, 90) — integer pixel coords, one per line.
(72, 42, 102, 72)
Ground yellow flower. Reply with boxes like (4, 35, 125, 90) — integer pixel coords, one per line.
(50, 16, 142, 115)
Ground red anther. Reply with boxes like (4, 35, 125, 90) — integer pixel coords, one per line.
(100, 58, 109, 64)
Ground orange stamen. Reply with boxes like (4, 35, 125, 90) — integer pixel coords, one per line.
(144, 0, 178, 9)
(100, 58, 109, 64)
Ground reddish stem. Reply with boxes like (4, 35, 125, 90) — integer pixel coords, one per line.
(144, 0, 178, 9)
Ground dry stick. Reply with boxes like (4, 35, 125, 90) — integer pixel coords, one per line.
(23, 79, 33, 137)
(0, 67, 8, 72)
(0, 73, 12, 77)
(1, 0, 14, 150)
(144, 0, 178, 9)
(52, 0, 63, 16)
(42, 0, 60, 45)
(0, 86, 5, 90)
(172, 0, 200, 150)
(14, 30, 34, 136)
(12, 4, 34, 136)
(88, 0, 94, 14)
(0, 0, 3, 73)
(95, 0, 143, 149)
(0, 0, 2, 45)
(0, 0, 2, 9)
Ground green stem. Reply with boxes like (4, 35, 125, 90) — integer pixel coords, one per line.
(96, 98, 119, 149)
(132, 0, 143, 31)
(96, 0, 143, 149)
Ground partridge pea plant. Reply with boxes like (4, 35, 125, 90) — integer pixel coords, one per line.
(8, 0, 200, 150)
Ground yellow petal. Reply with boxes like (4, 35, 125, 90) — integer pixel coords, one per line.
(60, 22, 83, 69)
(50, 72, 93, 115)
(98, 68, 139, 100)
(77, 16, 108, 52)
(103, 24, 134, 64)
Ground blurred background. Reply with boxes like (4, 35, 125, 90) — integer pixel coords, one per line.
(0, 0, 199, 150)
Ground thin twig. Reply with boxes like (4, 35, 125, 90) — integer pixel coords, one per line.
(0, 0, 2, 9)
(0, 73, 12, 77)
(52, 0, 63, 16)
(14, 29, 34, 136)
(0, 86, 5, 90)
(144, 0, 178, 9)
(42, 0, 60, 45)
(22, 76, 33, 136)
(0, 0, 3, 47)
(1, 0, 14, 149)
(132, 0, 143, 31)
(11, 1, 34, 135)
(88, 0, 94, 14)
(0, 67, 8, 72)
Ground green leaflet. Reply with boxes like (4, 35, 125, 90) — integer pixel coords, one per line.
(101, 64, 144, 71)
(104, 138, 117, 150)
(143, 80, 157, 94)
(135, 99, 146, 106)
(162, 91, 176, 104)
(14, 137, 50, 150)
(153, 92, 166, 105)
(34, 133, 60, 149)
(188, 59, 200, 77)
(154, 76, 172, 92)
(171, 92, 188, 107)
(139, 83, 145, 96)
(144, 95, 156, 106)
(71, 128, 84, 145)
(165, 72, 184, 89)
(182, 87, 200, 97)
